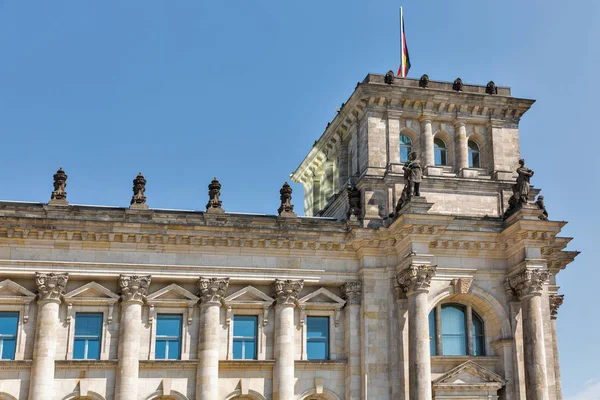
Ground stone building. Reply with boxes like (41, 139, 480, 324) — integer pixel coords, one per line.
(0, 73, 577, 400)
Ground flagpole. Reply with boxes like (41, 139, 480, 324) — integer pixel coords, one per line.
(399, 7, 403, 77)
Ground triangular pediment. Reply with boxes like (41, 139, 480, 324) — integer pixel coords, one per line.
(147, 284, 199, 305)
(225, 286, 274, 307)
(64, 282, 119, 302)
(298, 288, 346, 309)
(0, 279, 36, 302)
(433, 361, 506, 386)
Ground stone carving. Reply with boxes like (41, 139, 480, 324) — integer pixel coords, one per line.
(486, 81, 498, 95)
(35, 272, 69, 301)
(549, 294, 564, 319)
(396, 265, 436, 295)
(384, 70, 395, 84)
(419, 74, 430, 88)
(273, 279, 303, 306)
(198, 277, 229, 304)
(49, 168, 68, 205)
(453, 278, 473, 294)
(130, 172, 148, 209)
(206, 177, 224, 213)
(536, 195, 548, 221)
(453, 78, 463, 91)
(340, 281, 362, 305)
(346, 185, 361, 221)
(119, 275, 151, 303)
(278, 182, 296, 217)
(504, 159, 535, 219)
(506, 269, 549, 299)
(395, 151, 422, 214)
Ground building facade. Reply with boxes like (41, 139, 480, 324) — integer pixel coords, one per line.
(0, 74, 577, 400)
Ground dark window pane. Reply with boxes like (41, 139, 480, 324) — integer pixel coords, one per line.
(400, 135, 412, 163)
(472, 312, 485, 356)
(233, 316, 257, 338)
(156, 315, 182, 360)
(441, 305, 467, 356)
(0, 312, 18, 336)
(87, 339, 100, 360)
(156, 315, 182, 337)
(244, 340, 256, 360)
(2, 339, 16, 360)
(167, 340, 180, 360)
(307, 340, 328, 360)
(75, 313, 102, 337)
(428, 309, 436, 356)
(232, 340, 243, 360)
(155, 339, 167, 359)
(307, 317, 328, 339)
(307, 317, 329, 360)
(73, 339, 86, 359)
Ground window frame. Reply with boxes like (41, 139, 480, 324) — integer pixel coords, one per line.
(429, 302, 486, 357)
(306, 315, 330, 361)
(73, 312, 103, 360)
(467, 140, 481, 168)
(0, 279, 35, 361)
(155, 313, 183, 360)
(232, 315, 258, 360)
(0, 311, 19, 360)
(434, 138, 448, 166)
(399, 134, 413, 163)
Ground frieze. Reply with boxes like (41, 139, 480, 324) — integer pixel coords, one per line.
(35, 272, 69, 302)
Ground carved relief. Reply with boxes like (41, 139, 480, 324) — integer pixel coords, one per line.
(35, 272, 69, 302)
(506, 269, 549, 299)
(206, 177, 224, 213)
(453, 278, 473, 294)
(130, 172, 148, 209)
(396, 265, 436, 295)
(119, 274, 151, 303)
(273, 279, 303, 306)
(198, 277, 229, 305)
(278, 182, 296, 217)
(549, 294, 564, 319)
(340, 281, 362, 305)
(49, 168, 68, 205)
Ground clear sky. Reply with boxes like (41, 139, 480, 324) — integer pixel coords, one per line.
(0, 1, 598, 398)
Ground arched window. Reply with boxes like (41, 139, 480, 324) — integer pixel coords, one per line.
(434, 138, 447, 166)
(400, 135, 412, 163)
(429, 304, 485, 356)
(468, 141, 480, 168)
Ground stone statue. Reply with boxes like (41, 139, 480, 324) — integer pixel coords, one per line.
(536, 195, 548, 221)
(516, 159, 534, 204)
(206, 177, 224, 213)
(453, 78, 463, 91)
(419, 74, 430, 88)
(395, 152, 422, 214)
(278, 182, 296, 217)
(130, 172, 147, 209)
(384, 70, 395, 84)
(49, 167, 68, 205)
(346, 185, 361, 221)
(486, 81, 498, 95)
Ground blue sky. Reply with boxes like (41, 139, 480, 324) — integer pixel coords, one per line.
(0, 1, 598, 398)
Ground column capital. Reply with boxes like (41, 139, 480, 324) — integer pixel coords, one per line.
(119, 274, 151, 303)
(273, 279, 303, 307)
(506, 269, 549, 299)
(396, 265, 436, 296)
(453, 118, 467, 129)
(35, 272, 68, 302)
(340, 281, 362, 305)
(419, 115, 433, 124)
(197, 277, 229, 306)
(549, 294, 564, 320)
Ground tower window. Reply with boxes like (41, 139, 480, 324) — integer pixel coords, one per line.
(468, 141, 480, 168)
(434, 138, 447, 166)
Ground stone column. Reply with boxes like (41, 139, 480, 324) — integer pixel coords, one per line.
(196, 277, 229, 400)
(29, 272, 69, 400)
(550, 294, 565, 400)
(420, 117, 434, 169)
(272, 279, 303, 400)
(507, 269, 550, 400)
(115, 275, 151, 400)
(396, 265, 436, 400)
(341, 281, 362, 400)
(454, 120, 469, 172)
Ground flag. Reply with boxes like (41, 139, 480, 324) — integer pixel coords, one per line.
(397, 9, 411, 78)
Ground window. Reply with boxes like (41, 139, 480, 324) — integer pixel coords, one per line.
(74, 313, 102, 360)
(434, 138, 447, 166)
(156, 314, 182, 360)
(233, 315, 257, 360)
(400, 135, 412, 163)
(307, 316, 329, 360)
(0, 312, 18, 360)
(468, 141, 480, 168)
(429, 304, 485, 356)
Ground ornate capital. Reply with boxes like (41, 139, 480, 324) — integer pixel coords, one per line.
(549, 294, 564, 320)
(273, 279, 303, 307)
(506, 269, 549, 299)
(119, 275, 151, 303)
(35, 272, 69, 302)
(396, 265, 436, 296)
(340, 281, 362, 305)
(198, 277, 229, 305)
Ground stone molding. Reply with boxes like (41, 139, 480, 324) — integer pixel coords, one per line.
(340, 281, 362, 305)
(395, 265, 436, 296)
(35, 272, 68, 302)
(506, 269, 549, 299)
(273, 279, 303, 306)
(549, 294, 564, 320)
(118, 274, 151, 303)
(197, 277, 229, 305)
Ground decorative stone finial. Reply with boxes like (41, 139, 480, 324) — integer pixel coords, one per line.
(197, 277, 229, 305)
(549, 294, 564, 319)
(273, 279, 303, 307)
(419, 74, 430, 88)
(130, 172, 148, 209)
(346, 185, 361, 221)
(395, 151, 422, 215)
(340, 281, 362, 305)
(384, 70, 395, 84)
(503, 159, 535, 219)
(536, 195, 548, 221)
(278, 182, 296, 217)
(506, 269, 549, 299)
(35, 272, 69, 302)
(396, 265, 436, 296)
(452, 78, 463, 91)
(486, 81, 498, 95)
(119, 275, 151, 303)
(49, 167, 68, 206)
(206, 177, 224, 213)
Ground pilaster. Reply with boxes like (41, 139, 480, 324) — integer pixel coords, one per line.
(341, 281, 362, 400)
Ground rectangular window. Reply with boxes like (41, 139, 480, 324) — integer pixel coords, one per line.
(0, 312, 18, 360)
(156, 314, 182, 360)
(307, 316, 329, 360)
(74, 313, 102, 360)
(233, 315, 257, 360)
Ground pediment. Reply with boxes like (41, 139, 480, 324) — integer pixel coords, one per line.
(298, 288, 346, 309)
(224, 286, 274, 307)
(433, 361, 506, 387)
(64, 282, 119, 303)
(147, 284, 199, 306)
(0, 279, 36, 302)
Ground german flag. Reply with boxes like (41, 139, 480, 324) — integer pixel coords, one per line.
(397, 9, 411, 78)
